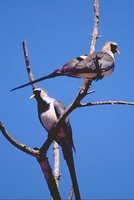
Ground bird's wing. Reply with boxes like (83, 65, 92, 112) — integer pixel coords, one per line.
(62, 54, 89, 68)
(60, 53, 97, 73)
(53, 100, 75, 152)
(53, 100, 80, 199)
(59, 52, 114, 74)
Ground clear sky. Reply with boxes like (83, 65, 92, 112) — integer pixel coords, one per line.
(0, 0, 134, 199)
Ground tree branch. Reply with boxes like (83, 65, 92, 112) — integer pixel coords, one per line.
(79, 100, 134, 107)
(90, 0, 100, 54)
(0, 121, 61, 200)
(0, 121, 39, 156)
(22, 40, 36, 91)
(40, 0, 100, 154)
(53, 141, 61, 186)
(37, 154, 61, 200)
(22, 40, 61, 199)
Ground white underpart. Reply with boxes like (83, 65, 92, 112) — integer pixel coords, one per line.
(40, 98, 58, 131)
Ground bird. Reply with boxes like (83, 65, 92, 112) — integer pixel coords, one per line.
(30, 88, 81, 200)
(11, 41, 120, 91)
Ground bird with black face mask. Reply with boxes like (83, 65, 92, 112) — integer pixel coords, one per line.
(11, 41, 120, 91)
(30, 88, 81, 200)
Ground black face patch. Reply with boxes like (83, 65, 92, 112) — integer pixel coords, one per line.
(34, 90, 41, 98)
(38, 101, 50, 113)
(110, 43, 117, 53)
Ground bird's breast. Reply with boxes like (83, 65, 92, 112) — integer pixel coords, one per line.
(40, 104, 58, 132)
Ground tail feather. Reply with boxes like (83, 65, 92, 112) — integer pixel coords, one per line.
(11, 70, 61, 91)
(63, 150, 81, 200)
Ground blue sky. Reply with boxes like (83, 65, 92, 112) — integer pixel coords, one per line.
(0, 0, 134, 199)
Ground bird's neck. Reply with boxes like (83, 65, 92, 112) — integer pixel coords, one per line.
(102, 50, 115, 61)
(37, 98, 50, 113)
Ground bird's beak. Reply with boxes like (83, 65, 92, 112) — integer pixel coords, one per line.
(30, 94, 35, 100)
(115, 48, 120, 54)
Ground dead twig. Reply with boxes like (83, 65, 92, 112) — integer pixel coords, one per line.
(22, 40, 36, 91)
(79, 100, 134, 107)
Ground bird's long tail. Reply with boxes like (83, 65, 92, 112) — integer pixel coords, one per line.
(11, 70, 62, 91)
(63, 149, 81, 200)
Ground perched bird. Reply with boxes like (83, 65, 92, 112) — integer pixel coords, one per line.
(30, 88, 81, 200)
(11, 41, 120, 91)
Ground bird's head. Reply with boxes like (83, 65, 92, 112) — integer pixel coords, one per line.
(30, 88, 48, 100)
(101, 41, 120, 55)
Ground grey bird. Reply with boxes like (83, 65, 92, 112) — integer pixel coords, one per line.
(11, 41, 120, 91)
(30, 88, 81, 200)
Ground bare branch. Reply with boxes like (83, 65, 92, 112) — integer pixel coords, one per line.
(90, 0, 100, 54)
(0, 121, 39, 156)
(79, 100, 134, 107)
(0, 121, 61, 200)
(22, 40, 36, 91)
(53, 141, 61, 186)
(37, 154, 61, 200)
